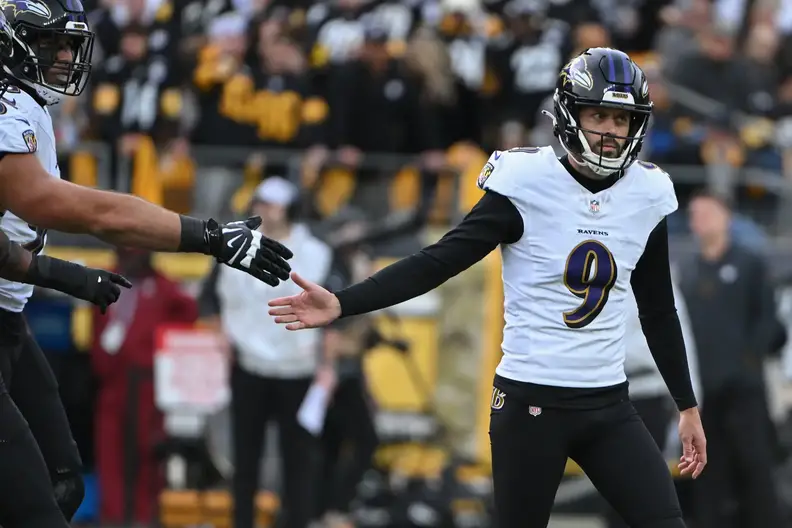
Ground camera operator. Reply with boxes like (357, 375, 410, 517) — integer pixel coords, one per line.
(314, 211, 381, 528)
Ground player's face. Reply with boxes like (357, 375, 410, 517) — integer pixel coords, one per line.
(578, 106, 631, 159)
(39, 34, 76, 87)
(688, 196, 730, 239)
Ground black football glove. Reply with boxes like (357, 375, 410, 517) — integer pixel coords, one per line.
(25, 256, 133, 313)
(205, 217, 293, 286)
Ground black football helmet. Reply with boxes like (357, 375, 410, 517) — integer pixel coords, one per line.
(0, 10, 13, 62)
(548, 47, 652, 177)
(0, 0, 94, 100)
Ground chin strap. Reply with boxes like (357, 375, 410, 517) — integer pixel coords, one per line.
(541, 109, 557, 129)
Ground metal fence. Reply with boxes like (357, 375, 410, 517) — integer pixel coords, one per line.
(55, 141, 792, 240)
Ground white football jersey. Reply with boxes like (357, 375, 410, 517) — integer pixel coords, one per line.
(0, 87, 59, 312)
(479, 146, 678, 388)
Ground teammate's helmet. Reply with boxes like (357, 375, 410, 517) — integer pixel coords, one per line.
(550, 47, 652, 177)
(0, 0, 93, 100)
(0, 10, 14, 63)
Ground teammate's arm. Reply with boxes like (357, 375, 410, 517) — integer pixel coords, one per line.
(334, 191, 523, 317)
(630, 218, 698, 411)
(0, 152, 200, 249)
(0, 228, 129, 312)
(0, 152, 293, 285)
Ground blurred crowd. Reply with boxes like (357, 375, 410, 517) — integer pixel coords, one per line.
(45, 0, 792, 233)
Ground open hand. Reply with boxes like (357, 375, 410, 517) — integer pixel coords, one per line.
(268, 272, 341, 330)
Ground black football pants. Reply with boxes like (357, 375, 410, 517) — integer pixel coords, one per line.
(605, 395, 676, 528)
(0, 310, 82, 528)
(490, 377, 685, 528)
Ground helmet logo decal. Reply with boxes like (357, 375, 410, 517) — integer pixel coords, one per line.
(560, 56, 593, 91)
(0, 0, 51, 19)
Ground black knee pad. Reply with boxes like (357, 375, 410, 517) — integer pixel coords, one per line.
(52, 471, 85, 521)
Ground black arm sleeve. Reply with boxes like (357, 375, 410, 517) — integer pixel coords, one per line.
(336, 191, 524, 317)
(197, 262, 222, 318)
(631, 218, 698, 411)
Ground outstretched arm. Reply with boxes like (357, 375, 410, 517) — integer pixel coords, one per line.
(335, 191, 523, 317)
(0, 151, 188, 250)
(0, 153, 293, 286)
(269, 191, 523, 329)
(0, 229, 130, 313)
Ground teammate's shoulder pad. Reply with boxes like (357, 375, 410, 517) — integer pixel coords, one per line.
(0, 101, 37, 154)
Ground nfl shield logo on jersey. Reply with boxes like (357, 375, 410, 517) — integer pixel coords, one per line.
(528, 405, 542, 417)
(22, 129, 36, 153)
(589, 198, 600, 214)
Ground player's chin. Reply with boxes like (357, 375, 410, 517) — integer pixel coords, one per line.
(596, 149, 621, 159)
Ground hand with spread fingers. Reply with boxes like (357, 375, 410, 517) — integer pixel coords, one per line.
(206, 217, 293, 286)
(268, 272, 341, 330)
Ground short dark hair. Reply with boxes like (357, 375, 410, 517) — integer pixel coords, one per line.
(688, 187, 733, 211)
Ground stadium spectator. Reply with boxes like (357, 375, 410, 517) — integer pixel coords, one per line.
(327, 25, 442, 159)
(91, 248, 198, 524)
(678, 190, 783, 528)
(198, 177, 333, 528)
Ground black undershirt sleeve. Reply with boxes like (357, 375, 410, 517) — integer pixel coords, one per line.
(631, 218, 698, 411)
(336, 191, 524, 317)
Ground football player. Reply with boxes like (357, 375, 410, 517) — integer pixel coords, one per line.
(269, 47, 707, 527)
(0, 1, 291, 526)
(0, 7, 125, 313)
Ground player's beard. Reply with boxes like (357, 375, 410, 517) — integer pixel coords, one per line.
(595, 138, 624, 159)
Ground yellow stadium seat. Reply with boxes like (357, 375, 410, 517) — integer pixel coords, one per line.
(364, 315, 438, 411)
(255, 490, 280, 527)
(389, 165, 421, 212)
(362, 257, 439, 411)
(312, 167, 356, 218)
(160, 490, 202, 527)
(230, 156, 265, 215)
(202, 490, 232, 528)
(446, 142, 488, 214)
(69, 150, 97, 187)
(159, 490, 279, 528)
(130, 135, 164, 206)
